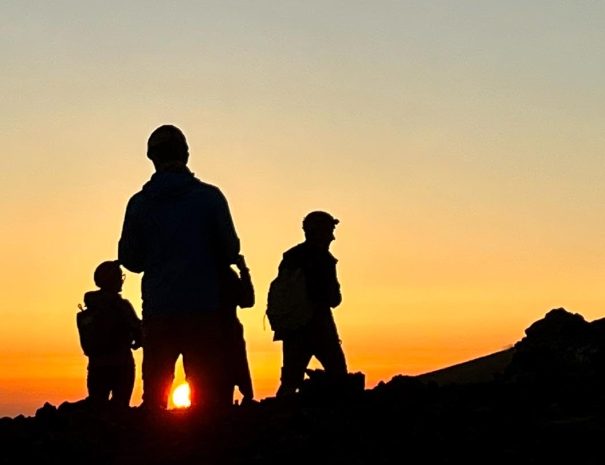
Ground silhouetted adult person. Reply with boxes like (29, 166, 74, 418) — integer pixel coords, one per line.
(118, 124, 240, 411)
(274, 210, 348, 397)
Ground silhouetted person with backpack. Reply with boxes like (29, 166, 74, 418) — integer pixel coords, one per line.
(77, 260, 142, 409)
(218, 254, 256, 406)
(118, 124, 240, 411)
(272, 211, 348, 397)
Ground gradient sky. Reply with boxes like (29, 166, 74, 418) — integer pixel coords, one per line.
(1, 1, 604, 417)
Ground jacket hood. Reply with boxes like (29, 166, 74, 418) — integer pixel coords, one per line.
(141, 169, 198, 200)
(84, 290, 121, 309)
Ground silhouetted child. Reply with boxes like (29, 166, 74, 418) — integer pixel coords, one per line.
(77, 260, 142, 409)
(218, 254, 255, 405)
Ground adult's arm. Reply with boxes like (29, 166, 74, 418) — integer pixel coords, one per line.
(122, 299, 142, 349)
(212, 188, 241, 265)
(304, 251, 342, 309)
(327, 261, 342, 308)
(238, 268, 255, 309)
(118, 197, 145, 273)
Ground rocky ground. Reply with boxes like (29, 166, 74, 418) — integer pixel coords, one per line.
(2, 307, 605, 465)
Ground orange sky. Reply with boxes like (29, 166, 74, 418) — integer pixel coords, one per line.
(2, 2, 605, 417)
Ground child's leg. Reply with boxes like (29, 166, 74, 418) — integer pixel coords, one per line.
(110, 356, 135, 408)
(87, 362, 111, 406)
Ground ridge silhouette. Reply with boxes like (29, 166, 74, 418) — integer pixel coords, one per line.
(2, 307, 605, 464)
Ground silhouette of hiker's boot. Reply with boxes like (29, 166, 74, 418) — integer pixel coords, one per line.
(136, 400, 167, 419)
(299, 369, 366, 404)
(240, 396, 258, 408)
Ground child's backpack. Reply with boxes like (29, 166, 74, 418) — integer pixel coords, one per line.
(76, 304, 98, 357)
(266, 267, 314, 333)
(76, 303, 118, 357)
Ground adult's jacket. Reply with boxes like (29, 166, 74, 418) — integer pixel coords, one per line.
(272, 241, 342, 342)
(279, 242, 342, 312)
(118, 168, 240, 318)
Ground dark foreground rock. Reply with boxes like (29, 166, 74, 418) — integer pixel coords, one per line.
(2, 307, 605, 465)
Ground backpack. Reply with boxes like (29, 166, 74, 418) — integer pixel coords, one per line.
(266, 267, 314, 332)
(76, 304, 99, 357)
(76, 303, 122, 357)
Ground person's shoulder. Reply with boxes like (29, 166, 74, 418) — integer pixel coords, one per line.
(189, 177, 226, 196)
(125, 188, 147, 208)
(283, 242, 305, 258)
(284, 243, 337, 267)
(118, 296, 140, 318)
(189, 179, 234, 211)
(117, 294, 134, 306)
(281, 243, 306, 267)
(129, 174, 155, 195)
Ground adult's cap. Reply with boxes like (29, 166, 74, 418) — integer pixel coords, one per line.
(147, 125, 189, 163)
(302, 210, 340, 231)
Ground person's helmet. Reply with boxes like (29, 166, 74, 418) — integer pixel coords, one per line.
(94, 260, 123, 290)
(147, 125, 189, 164)
(302, 210, 339, 232)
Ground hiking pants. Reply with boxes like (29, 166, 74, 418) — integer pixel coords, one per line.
(277, 309, 347, 397)
(87, 354, 135, 408)
(141, 313, 231, 410)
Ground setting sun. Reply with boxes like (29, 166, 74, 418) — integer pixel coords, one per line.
(171, 383, 191, 409)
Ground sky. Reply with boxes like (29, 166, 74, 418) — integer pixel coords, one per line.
(1, 1, 604, 417)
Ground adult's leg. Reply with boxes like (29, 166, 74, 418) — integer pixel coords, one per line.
(233, 321, 254, 400)
(276, 329, 313, 397)
(142, 316, 180, 409)
(312, 312, 347, 376)
(303, 313, 348, 400)
(182, 313, 231, 411)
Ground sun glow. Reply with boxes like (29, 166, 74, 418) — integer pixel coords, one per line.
(171, 382, 191, 409)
